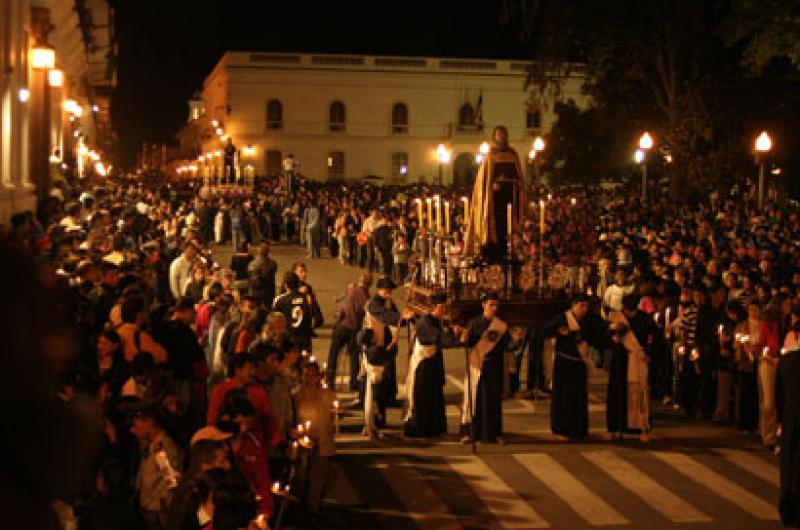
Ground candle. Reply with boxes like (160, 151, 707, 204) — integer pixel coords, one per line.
(289, 441, 299, 460)
(304, 420, 311, 431)
(272, 482, 281, 494)
(426, 198, 433, 230)
(333, 400, 339, 410)
(690, 348, 700, 362)
(444, 201, 450, 235)
(665, 307, 671, 337)
(416, 198, 423, 226)
(654, 312, 660, 325)
(435, 195, 442, 234)
(571, 197, 577, 206)
(506, 203, 513, 236)
(461, 196, 469, 223)
(539, 200, 545, 235)
(762, 346, 769, 358)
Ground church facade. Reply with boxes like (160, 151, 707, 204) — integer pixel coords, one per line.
(179, 51, 588, 185)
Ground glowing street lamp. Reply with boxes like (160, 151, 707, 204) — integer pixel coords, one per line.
(47, 68, 64, 87)
(31, 44, 56, 70)
(754, 131, 772, 210)
(638, 132, 653, 204)
(531, 137, 545, 185)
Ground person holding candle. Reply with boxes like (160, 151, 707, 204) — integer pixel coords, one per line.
(734, 300, 760, 433)
(293, 360, 337, 520)
(463, 125, 525, 264)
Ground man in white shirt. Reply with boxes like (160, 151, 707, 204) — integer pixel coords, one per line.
(282, 153, 298, 195)
(361, 209, 380, 272)
(169, 242, 197, 301)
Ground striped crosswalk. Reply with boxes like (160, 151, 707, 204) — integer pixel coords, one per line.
(327, 448, 781, 529)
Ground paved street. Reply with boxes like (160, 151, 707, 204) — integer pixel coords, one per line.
(213, 242, 784, 529)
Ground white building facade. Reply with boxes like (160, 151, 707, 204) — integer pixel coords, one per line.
(0, 0, 115, 227)
(188, 51, 588, 186)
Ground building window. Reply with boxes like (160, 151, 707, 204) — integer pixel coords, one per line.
(329, 101, 346, 132)
(266, 99, 283, 130)
(265, 149, 282, 176)
(391, 152, 409, 179)
(391, 103, 408, 134)
(327, 151, 345, 179)
(458, 103, 476, 129)
(526, 109, 541, 131)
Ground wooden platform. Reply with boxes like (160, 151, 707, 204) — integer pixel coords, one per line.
(404, 283, 568, 328)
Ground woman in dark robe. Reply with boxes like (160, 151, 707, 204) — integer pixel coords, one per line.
(404, 293, 462, 438)
(777, 318, 800, 527)
(543, 294, 595, 439)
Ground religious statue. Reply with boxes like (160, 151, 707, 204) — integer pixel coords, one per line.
(223, 138, 237, 184)
(464, 125, 525, 263)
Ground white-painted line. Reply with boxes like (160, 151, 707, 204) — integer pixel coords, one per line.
(515, 453, 629, 526)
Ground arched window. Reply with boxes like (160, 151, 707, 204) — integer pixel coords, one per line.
(459, 103, 475, 129)
(266, 99, 283, 130)
(391, 152, 409, 179)
(391, 103, 408, 134)
(329, 101, 346, 132)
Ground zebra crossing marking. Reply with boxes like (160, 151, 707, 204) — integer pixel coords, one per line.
(581, 450, 712, 523)
(449, 455, 550, 528)
(652, 452, 777, 520)
(712, 448, 779, 487)
(514, 453, 629, 526)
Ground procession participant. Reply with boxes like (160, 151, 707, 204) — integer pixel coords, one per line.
(358, 277, 410, 438)
(459, 290, 524, 445)
(328, 272, 372, 391)
(404, 291, 463, 438)
(463, 125, 525, 263)
(272, 271, 323, 353)
(543, 293, 597, 439)
(607, 294, 655, 442)
(777, 314, 800, 527)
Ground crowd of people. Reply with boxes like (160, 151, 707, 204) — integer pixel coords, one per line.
(2, 166, 799, 528)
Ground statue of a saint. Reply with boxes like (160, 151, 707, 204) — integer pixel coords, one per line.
(464, 125, 525, 263)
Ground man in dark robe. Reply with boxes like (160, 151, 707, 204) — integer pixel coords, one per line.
(459, 291, 523, 444)
(359, 277, 412, 438)
(777, 336, 800, 527)
(543, 293, 597, 439)
(404, 292, 463, 438)
(463, 125, 525, 263)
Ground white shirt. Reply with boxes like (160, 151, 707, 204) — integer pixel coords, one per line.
(169, 254, 193, 300)
(604, 283, 634, 313)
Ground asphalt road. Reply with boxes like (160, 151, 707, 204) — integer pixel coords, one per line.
(212, 241, 785, 530)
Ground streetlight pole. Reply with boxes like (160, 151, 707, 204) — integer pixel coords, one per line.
(638, 132, 653, 204)
(532, 136, 545, 188)
(754, 131, 772, 211)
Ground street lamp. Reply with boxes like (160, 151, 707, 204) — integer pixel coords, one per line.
(638, 132, 653, 204)
(31, 43, 56, 70)
(47, 68, 64, 87)
(754, 131, 772, 210)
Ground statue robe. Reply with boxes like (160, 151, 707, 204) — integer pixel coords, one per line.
(464, 147, 525, 262)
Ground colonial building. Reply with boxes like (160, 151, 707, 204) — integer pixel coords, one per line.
(0, 0, 116, 227)
(177, 51, 588, 186)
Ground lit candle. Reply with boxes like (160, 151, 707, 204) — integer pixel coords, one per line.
(289, 440, 299, 460)
(304, 420, 311, 431)
(426, 198, 433, 230)
(333, 400, 339, 410)
(654, 312, 660, 324)
(690, 348, 700, 361)
(762, 346, 769, 358)
(444, 201, 450, 235)
(461, 196, 469, 223)
(435, 195, 442, 234)
(571, 197, 577, 206)
(665, 307, 671, 337)
(539, 200, 545, 235)
(507, 203, 513, 236)
(271, 482, 281, 494)
(416, 198, 423, 226)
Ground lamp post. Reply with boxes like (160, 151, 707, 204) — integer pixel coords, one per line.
(754, 131, 772, 210)
(638, 132, 653, 204)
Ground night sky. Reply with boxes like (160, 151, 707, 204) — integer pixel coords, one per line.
(112, 1, 526, 168)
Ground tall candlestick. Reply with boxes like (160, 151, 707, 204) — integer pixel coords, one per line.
(416, 198, 423, 227)
(444, 201, 450, 235)
(426, 198, 433, 230)
(507, 203, 513, 236)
